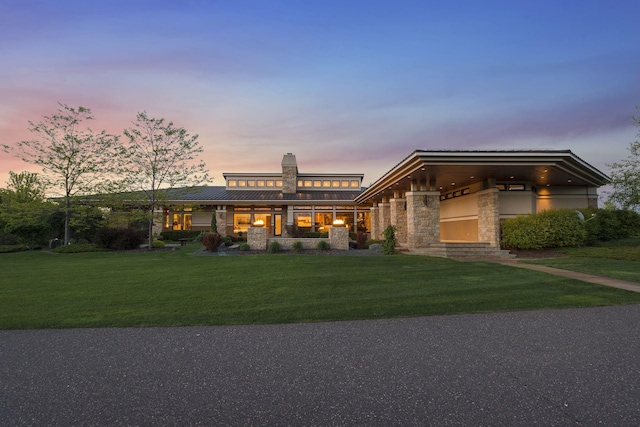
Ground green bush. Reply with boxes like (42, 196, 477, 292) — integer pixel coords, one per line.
(580, 208, 640, 244)
(356, 232, 368, 249)
(268, 241, 281, 253)
(365, 239, 384, 249)
(239, 243, 250, 251)
(94, 228, 145, 250)
(159, 230, 201, 241)
(382, 225, 397, 255)
(151, 240, 165, 249)
(0, 244, 30, 253)
(52, 244, 107, 253)
(224, 236, 233, 246)
(202, 233, 222, 252)
(292, 241, 304, 253)
(302, 232, 328, 238)
(501, 209, 587, 249)
(316, 240, 330, 251)
(0, 234, 19, 245)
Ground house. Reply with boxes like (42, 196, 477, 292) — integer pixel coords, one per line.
(160, 153, 368, 238)
(159, 150, 609, 252)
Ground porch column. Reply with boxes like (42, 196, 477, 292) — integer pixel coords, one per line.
(370, 204, 379, 239)
(477, 188, 500, 247)
(389, 194, 407, 245)
(406, 191, 440, 248)
(215, 208, 227, 237)
(378, 198, 391, 238)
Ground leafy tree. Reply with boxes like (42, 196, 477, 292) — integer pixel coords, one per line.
(119, 112, 209, 248)
(0, 172, 60, 245)
(609, 108, 640, 211)
(2, 103, 119, 244)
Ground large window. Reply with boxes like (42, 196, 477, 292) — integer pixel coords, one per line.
(314, 213, 333, 232)
(164, 206, 193, 230)
(294, 213, 312, 231)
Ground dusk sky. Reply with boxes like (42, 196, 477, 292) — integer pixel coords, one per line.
(1, 0, 639, 190)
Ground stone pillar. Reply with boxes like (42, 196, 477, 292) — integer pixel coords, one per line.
(370, 204, 379, 240)
(406, 191, 440, 249)
(215, 209, 227, 237)
(379, 199, 391, 239)
(248, 227, 267, 250)
(329, 226, 349, 250)
(389, 197, 407, 245)
(477, 188, 500, 247)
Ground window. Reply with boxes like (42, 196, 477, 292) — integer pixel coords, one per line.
(315, 213, 333, 231)
(313, 180, 322, 188)
(247, 180, 255, 187)
(257, 180, 265, 187)
(323, 180, 331, 188)
(237, 180, 246, 187)
(228, 180, 237, 187)
(304, 180, 313, 188)
(332, 180, 340, 188)
(266, 180, 274, 187)
(341, 180, 349, 188)
(509, 184, 525, 191)
(233, 214, 251, 233)
(275, 180, 283, 187)
(350, 180, 359, 188)
(294, 213, 312, 230)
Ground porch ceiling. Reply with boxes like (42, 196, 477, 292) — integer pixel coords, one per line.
(355, 150, 610, 204)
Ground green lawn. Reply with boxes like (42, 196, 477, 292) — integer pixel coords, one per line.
(2, 244, 640, 329)
(524, 239, 640, 283)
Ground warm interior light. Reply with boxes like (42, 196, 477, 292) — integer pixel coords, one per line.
(253, 219, 265, 227)
(333, 219, 345, 226)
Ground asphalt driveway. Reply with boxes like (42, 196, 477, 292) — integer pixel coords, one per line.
(2, 305, 639, 426)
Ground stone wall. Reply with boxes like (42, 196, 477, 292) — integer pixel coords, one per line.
(215, 209, 227, 237)
(247, 227, 267, 250)
(477, 188, 500, 247)
(250, 226, 349, 251)
(328, 226, 349, 250)
(406, 191, 440, 248)
(389, 198, 407, 244)
(378, 202, 391, 239)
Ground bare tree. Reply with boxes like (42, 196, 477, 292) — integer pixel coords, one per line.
(3, 103, 118, 244)
(120, 112, 209, 248)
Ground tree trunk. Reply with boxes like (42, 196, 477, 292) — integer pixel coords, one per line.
(148, 207, 154, 250)
(64, 198, 71, 245)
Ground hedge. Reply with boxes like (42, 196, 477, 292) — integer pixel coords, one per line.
(159, 230, 202, 241)
(501, 209, 587, 249)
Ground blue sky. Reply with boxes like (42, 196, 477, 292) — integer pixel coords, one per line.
(1, 0, 639, 188)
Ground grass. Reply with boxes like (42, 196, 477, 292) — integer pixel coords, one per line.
(524, 238, 640, 283)
(2, 243, 640, 329)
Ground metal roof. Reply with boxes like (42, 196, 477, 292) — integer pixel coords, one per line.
(164, 186, 364, 204)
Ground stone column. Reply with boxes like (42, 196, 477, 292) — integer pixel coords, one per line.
(215, 209, 227, 237)
(389, 196, 407, 245)
(406, 191, 440, 248)
(248, 227, 267, 250)
(379, 199, 391, 239)
(329, 226, 349, 250)
(477, 188, 500, 247)
(370, 204, 379, 240)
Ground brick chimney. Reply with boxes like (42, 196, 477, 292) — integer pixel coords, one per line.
(281, 153, 298, 194)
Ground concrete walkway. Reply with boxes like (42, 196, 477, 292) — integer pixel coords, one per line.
(491, 259, 640, 293)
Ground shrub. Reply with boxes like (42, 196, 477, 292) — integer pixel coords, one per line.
(202, 233, 222, 252)
(52, 244, 107, 253)
(151, 240, 165, 249)
(316, 240, 330, 251)
(0, 244, 30, 253)
(224, 236, 233, 246)
(501, 209, 587, 249)
(94, 228, 145, 250)
(159, 230, 201, 241)
(292, 241, 304, 253)
(581, 208, 640, 244)
(382, 225, 397, 255)
(239, 243, 250, 251)
(356, 232, 368, 249)
(365, 239, 384, 249)
(268, 240, 281, 254)
(302, 231, 328, 238)
(0, 234, 19, 246)
(285, 225, 304, 238)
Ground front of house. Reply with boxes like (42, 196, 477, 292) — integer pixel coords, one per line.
(159, 150, 610, 250)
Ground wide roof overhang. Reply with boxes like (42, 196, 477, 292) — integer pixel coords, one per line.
(355, 150, 610, 204)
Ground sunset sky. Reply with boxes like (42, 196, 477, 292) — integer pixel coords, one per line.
(1, 0, 639, 191)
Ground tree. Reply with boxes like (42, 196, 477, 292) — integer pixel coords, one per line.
(0, 171, 60, 245)
(3, 103, 119, 244)
(609, 108, 640, 212)
(120, 112, 208, 248)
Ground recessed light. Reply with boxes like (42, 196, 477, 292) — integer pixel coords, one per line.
(509, 176, 515, 179)
(567, 179, 572, 183)
(451, 182, 455, 186)
(470, 176, 475, 179)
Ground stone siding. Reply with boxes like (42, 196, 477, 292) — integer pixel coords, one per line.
(389, 198, 407, 245)
(247, 227, 267, 250)
(378, 202, 391, 239)
(477, 188, 500, 247)
(328, 226, 349, 250)
(406, 191, 440, 248)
